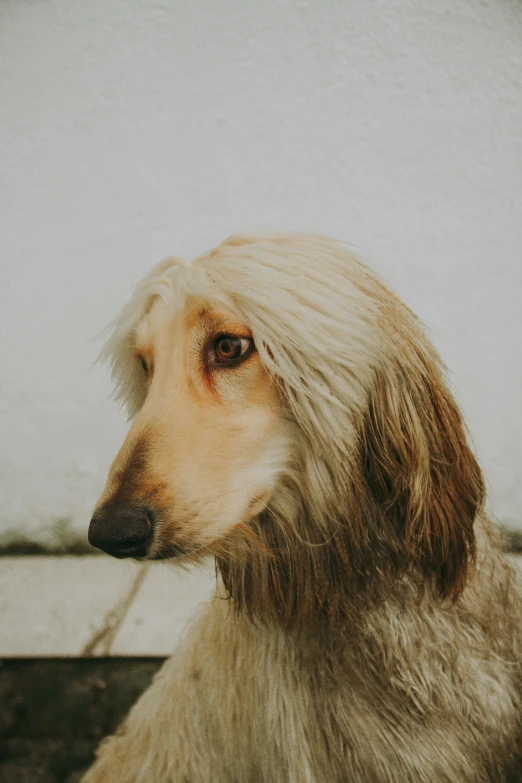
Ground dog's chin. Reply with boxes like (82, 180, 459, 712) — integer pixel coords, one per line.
(147, 542, 192, 561)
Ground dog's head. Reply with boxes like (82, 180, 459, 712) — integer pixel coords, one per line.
(89, 234, 484, 625)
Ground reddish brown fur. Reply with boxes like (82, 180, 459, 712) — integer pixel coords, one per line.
(362, 355, 484, 601)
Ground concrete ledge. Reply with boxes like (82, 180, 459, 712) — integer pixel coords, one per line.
(111, 562, 216, 656)
(0, 556, 215, 657)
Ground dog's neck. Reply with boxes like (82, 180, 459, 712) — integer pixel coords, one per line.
(214, 504, 424, 632)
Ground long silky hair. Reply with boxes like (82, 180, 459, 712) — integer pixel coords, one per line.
(103, 233, 485, 627)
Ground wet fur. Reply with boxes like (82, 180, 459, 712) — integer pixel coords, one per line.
(82, 233, 522, 782)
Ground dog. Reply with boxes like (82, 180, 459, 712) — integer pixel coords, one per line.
(83, 233, 522, 782)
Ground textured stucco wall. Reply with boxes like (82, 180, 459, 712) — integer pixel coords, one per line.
(1, 0, 521, 548)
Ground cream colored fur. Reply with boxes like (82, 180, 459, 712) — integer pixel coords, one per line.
(82, 233, 522, 782)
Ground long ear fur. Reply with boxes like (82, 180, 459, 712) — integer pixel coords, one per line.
(204, 233, 485, 625)
(361, 346, 485, 601)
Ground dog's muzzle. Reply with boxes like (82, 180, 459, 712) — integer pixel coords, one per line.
(88, 505, 153, 559)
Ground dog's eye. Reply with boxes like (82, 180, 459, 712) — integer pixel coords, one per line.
(214, 335, 253, 365)
(139, 356, 148, 374)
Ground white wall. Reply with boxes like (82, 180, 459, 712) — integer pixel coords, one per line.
(1, 0, 521, 548)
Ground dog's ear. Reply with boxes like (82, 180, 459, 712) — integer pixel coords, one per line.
(361, 350, 484, 600)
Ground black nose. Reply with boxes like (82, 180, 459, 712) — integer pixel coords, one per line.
(88, 506, 153, 559)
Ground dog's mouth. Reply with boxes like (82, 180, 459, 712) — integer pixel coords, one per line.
(110, 543, 150, 560)
(93, 538, 190, 562)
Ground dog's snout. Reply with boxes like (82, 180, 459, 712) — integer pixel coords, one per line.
(88, 506, 153, 559)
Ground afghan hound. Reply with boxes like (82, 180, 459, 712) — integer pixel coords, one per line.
(83, 233, 522, 782)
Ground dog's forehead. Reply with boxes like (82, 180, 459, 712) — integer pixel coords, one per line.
(184, 297, 251, 336)
(139, 294, 251, 349)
